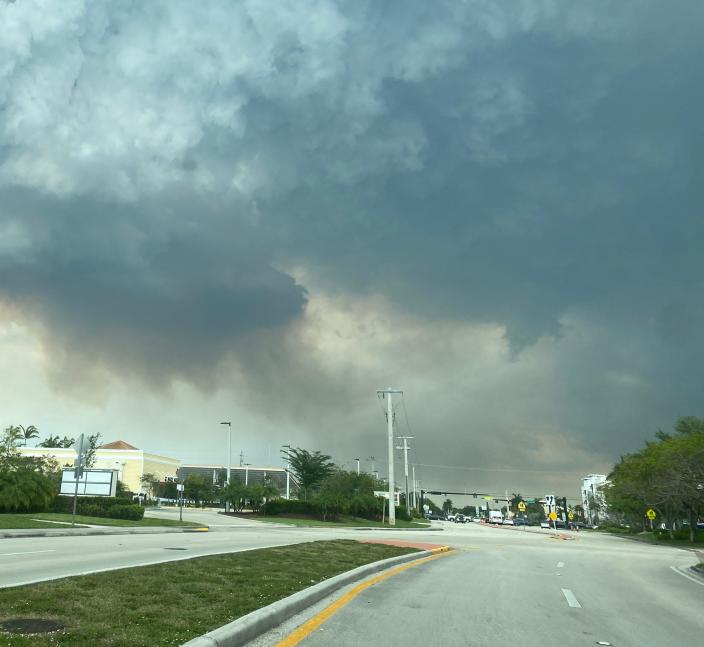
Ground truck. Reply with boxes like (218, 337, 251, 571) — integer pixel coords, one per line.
(489, 510, 503, 524)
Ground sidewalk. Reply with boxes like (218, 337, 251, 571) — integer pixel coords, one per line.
(0, 526, 209, 539)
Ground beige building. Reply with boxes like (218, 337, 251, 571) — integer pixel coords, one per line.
(19, 440, 180, 494)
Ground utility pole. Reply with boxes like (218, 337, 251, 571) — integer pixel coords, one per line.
(377, 388, 402, 526)
(354, 457, 360, 475)
(396, 436, 413, 516)
(220, 422, 231, 513)
(239, 450, 244, 467)
(412, 464, 417, 510)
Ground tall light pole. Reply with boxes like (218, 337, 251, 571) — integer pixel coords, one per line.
(220, 422, 231, 513)
(396, 436, 413, 516)
(282, 444, 292, 500)
(354, 457, 360, 475)
(377, 388, 402, 526)
(412, 464, 417, 510)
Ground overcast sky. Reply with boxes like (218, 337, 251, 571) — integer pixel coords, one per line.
(1, 0, 702, 501)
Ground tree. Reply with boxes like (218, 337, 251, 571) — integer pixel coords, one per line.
(140, 473, 160, 501)
(281, 447, 335, 500)
(38, 435, 75, 448)
(0, 427, 56, 512)
(605, 416, 704, 542)
(442, 498, 454, 514)
(83, 432, 102, 468)
(18, 425, 39, 446)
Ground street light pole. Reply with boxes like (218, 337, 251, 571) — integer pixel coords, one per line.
(396, 436, 413, 516)
(282, 444, 292, 500)
(354, 457, 360, 475)
(377, 388, 402, 526)
(220, 422, 231, 513)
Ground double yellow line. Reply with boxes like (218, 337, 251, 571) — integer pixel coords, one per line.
(276, 547, 453, 647)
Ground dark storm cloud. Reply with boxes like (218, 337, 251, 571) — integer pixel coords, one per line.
(1, 0, 703, 479)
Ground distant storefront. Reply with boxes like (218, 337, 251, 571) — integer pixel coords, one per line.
(19, 440, 180, 494)
(179, 464, 287, 493)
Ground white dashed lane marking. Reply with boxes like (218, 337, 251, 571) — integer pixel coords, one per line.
(561, 588, 582, 608)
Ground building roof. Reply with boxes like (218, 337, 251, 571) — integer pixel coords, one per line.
(99, 440, 139, 450)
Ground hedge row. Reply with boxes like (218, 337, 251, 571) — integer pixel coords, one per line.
(262, 496, 412, 522)
(51, 496, 144, 521)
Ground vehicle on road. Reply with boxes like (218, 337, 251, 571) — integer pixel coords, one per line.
(513, 517, 529, 526)
(454, 514, 466, 523)
(502, 518, 514, 525)
(540, 521, 551, 529)
(488, 510, 503, 524)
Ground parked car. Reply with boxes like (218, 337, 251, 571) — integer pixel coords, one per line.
(455, 514, 466, 523)
(502, 518, 514, 525)
(540, 521, 551, 529)
(446, 514, 456, 522)
(513, 517, 530, 526)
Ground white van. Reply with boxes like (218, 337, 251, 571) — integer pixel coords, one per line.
(489, 510, 503, 524)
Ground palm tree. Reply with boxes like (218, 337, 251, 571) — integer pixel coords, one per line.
(19, 425, 39, 447)
(3, 426, 24, 448)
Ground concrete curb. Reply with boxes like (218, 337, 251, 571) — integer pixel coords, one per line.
(350, 526, 442, 532)
(182, 546, 450, 647)
(0, 526, 209, 539)
(688, 565, 704, 581)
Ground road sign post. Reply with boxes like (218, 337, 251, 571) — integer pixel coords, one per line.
(71, 434, 86, 528)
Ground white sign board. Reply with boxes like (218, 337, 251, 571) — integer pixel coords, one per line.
(60, 469, 117, 497)
(374, 490, 400, 506)
(544, 494, 555, 507)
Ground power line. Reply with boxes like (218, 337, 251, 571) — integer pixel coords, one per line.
(414, 462, 589, 476)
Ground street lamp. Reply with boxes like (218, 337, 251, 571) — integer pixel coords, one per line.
(354, 457, 360, 475)
(282, 445, 292, 500)
(220, 422, 231, 513)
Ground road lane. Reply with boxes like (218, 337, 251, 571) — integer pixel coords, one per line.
(248, 523, 704, 647)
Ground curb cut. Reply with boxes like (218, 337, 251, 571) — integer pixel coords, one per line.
(350, 526, 442, 532)
(688, 565, 704, 581)
(182, 546, 451, 647)
(0, 527, 209, 539)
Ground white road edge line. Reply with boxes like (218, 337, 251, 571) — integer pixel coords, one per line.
(561, 588, 582, 608)
(557, 561, 565, 568)
(0, 550, 56, 557)
(670, 566, 704, 587)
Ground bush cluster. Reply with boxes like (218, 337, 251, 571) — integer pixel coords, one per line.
(262, 495, 412, 523)
(51, 495, 144, 520)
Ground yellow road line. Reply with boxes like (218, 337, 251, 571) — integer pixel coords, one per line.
(276, 547, 454, 647)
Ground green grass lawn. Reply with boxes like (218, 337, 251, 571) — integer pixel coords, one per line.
(609, 530, 704, 548)
(0, 515, 88, 530)
(246, 514, 430, 529)
(0, 540, 419, 646)
(0, 513, 204, 529)
(695, 563, 704, 571)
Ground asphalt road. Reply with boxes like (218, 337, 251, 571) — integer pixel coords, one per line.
(251, 522, 704, 647)
(1, 512, 703, 646)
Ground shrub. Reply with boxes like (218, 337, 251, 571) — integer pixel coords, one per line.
(52, 496, 117, 515)
(262, 498, 322, 517)
(108, 504, 144, 520)
(0, 468, 56, 513)
(80, 503, 107, 518)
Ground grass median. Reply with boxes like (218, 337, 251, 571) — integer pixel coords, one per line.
(0, 539, 418, 646)
(0, 513, 204, 529)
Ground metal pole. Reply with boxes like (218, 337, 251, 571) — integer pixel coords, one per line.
(396, 436, 413, 516)
(221, 422, 231, 513)
(412, 464, 416, 510)
(355, 458, 360, 475)
(245, 464, 250, 486)
(178, 469, 184, 522)
(71, 434, 85, 528)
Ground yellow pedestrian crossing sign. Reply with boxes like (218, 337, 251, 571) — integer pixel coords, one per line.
(646, 508, 656, 520)
(568, 513, 574, 520)
(518, 502, 526, 512)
